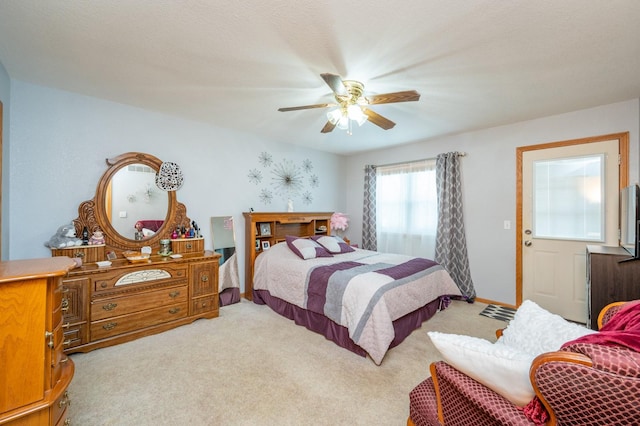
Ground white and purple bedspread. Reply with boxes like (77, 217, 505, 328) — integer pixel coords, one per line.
(254, 243, 462, 364)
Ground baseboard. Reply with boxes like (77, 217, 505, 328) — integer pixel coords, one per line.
(474, 297, 516, 310)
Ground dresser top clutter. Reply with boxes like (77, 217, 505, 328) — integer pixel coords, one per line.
(45, 152, 220, 356)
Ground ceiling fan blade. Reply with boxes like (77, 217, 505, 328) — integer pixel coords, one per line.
(364, 90, 420, 105)
(362, 108, 396, 130)
(320, 73, 347, 96)
(320, 121, 336, 133)
(278, 103, 335, 112)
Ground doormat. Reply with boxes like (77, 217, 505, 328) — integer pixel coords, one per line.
(479, 304, 516, 322)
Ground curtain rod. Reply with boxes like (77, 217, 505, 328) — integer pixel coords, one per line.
(373, 152, 467, 168)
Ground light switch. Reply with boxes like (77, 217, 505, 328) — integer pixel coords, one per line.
(503, 220, 511, 230)
(119, 211, 127, 218)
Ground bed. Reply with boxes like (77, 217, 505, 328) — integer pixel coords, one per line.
(252, 238, 462, 365)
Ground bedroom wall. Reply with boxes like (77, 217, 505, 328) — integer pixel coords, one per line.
(7, 80, 346, 292)
(344, 98, 640, 306)
(0, 61, 9, 260)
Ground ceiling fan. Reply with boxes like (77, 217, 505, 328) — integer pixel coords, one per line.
(278, 73, 421, 134)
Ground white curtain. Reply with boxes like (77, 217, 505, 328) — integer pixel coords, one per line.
(376, 159, 437, 258)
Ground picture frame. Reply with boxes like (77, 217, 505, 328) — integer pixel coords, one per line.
(255, 239, 260, 251)
(259, 223, 271, 236)
(261, 240, 271, 250)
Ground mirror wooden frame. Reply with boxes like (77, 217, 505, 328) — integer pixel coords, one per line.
(73, 152, 190, 253)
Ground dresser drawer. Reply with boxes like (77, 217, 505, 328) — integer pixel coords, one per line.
(91, 284, 188, 321)
(191, 295, 219, 316)
(91, 302, 188, 340)
(52, 389, 71, 426)
(51, 244, 105, 263)
(171, 237, 204, 254)
(63, 323, 88, 349)
(93, 265, 188, 294)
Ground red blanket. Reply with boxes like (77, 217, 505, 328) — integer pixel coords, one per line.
(561, 301, 640, 351)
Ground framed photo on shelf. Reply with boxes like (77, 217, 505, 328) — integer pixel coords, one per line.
(260, 223, 271, 236)
(255, 239, 260, 251)
(261, 240, 271, 250)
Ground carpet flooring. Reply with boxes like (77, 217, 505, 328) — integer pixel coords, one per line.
(479, 304, 517, 322)
(67, 299, 505, 425)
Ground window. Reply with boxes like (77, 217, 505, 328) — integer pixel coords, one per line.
(533, 154, 604, 241)
(376, 159, 437, 257)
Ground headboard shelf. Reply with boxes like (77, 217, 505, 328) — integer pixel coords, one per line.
(243, 212, 332, 300)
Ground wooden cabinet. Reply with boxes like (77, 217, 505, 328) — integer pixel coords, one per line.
(586, 245, 640, 329)
(58, 251, 219, 354)
(243, 212, 332, 300)
(0, 257, 76, 425)
(171, 237, 204, 254)
(50, 244, 105, 264)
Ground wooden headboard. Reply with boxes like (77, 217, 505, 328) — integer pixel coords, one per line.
(242, 212, 332, 300)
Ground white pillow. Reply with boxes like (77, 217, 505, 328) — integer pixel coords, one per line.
(428, 331, 536, 406)
(497, 300, 596, 355)
(428, 301, 597, 406)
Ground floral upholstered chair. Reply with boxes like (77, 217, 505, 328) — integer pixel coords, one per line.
(407, 300, 640, 426)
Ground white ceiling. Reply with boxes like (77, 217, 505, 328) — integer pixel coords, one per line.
(1, 1, 639, 155)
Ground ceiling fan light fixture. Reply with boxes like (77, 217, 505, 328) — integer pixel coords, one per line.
(336, 115, 349, 130)
(327, 108, 343, 125)
(347, 105, 367, 126)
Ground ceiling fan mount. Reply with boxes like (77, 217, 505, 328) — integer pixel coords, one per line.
(336, 80, 365, 106)
(278, 73, 420, 134)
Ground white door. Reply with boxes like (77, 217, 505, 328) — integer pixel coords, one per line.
(521, 140, 620, 322)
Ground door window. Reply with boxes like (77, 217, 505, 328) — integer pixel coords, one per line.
(533, 154, 604, 242)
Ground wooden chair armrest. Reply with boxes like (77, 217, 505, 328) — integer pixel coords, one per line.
(597, 301, 628, 329)
(529, 351, 593, 426)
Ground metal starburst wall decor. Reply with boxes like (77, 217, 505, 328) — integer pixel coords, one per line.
(248, 153, 320, 207)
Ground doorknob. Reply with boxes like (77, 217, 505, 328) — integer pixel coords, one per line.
(524, 229, 532, 235)
(524, 240, 532, 247)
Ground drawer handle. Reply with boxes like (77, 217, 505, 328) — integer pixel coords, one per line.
(64, 419, 71, 426)
(169, 307, 181, 314)
(186, 243, 193, 249)
(62, 322, 71, 329)
(73, 251, 85, 258)
(102, 302, 118, 311)
(45, 331, 54, 348)
(201, 275, 208, 282)
(100, 282, 108, 288)
(102, 322, 118, 331)
(63, 339, 72, 346)
(169, 291, 180, 298)
(62, 298, 70, 312)
(201, 302, 207, 308)
(58, 391, 70, 408)
(62, 287, 70, 293)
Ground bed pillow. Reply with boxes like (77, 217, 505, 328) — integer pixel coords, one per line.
(497, 300, 597, 354)
(286, 236, 333, 260)
(311, 235, 355, 254)
(428, 332, 536, 406)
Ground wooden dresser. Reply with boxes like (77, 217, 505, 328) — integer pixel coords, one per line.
(243, 212, 332, 300)
(0, 257, 76, 426)
(586, 244, 640, 329)
(58, 250, 219, 354)
(42, 152, 223, 353)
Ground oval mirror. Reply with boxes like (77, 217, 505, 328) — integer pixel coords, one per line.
(74, 152, 189, 253)
(108, 163, 169, 240)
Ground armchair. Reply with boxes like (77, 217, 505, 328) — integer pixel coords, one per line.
(408, 301, 640, 426)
